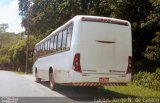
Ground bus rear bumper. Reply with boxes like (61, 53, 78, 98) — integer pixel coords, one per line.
(62, 82, 127, 86)
(55, 70, 131, 86)
(68, 70, 131, 86)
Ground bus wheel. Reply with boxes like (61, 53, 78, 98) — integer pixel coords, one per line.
(49, 72, 57, 90)
(35, 69, 41, 83)
(36, 78, 41, 83)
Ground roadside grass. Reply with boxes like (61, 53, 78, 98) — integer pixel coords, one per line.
(104, 83, 160, 97)
(14, 71, 32, 75)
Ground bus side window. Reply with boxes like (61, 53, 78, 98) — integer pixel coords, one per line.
(42, 41, 45, 55)
(43, 42, 45, 56)
(62, 29, 67, 50)
(40, 44, 42, 56)
(37, 45, 39, 57)
(44, 41, 47, 55)
(48, 39, 51, 53)
(41, 43, 43, 56)
(38, 46, 40, 57)
(43, 43, 45, 56)
(66, 24, 73, 49)
(50, 36, 54, 52)
(36, 46, 38, 57)
(54, 35, 58, 52)
(57, 32, 62, 50)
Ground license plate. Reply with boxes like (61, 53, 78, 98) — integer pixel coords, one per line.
(99, 77, 109, 83)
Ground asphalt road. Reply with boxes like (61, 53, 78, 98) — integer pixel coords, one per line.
(0, 70, 116, 103)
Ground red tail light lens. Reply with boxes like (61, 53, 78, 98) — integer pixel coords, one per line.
(73, 53, 81, 72)
(127, 56, 132, 74)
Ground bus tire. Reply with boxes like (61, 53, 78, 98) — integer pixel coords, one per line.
(49, 72, 58, 90)
(35, 69, 41, 83)
(36, 77, 41, 83)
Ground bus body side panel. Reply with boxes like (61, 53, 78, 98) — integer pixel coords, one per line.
(53, 19, 80, 83)
(32, 20, 80, 83)
(33, 51, 72, 81)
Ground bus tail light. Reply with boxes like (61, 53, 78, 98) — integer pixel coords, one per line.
(127, 56, 132, 74)
(73, 53, 81, 72)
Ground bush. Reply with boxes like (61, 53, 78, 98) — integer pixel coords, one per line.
(132, 68, 160, 91)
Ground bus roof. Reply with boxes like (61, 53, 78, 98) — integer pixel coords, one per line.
(35, 15, 130, 46)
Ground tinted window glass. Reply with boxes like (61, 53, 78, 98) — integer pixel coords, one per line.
(57, 32, 62, 50)
(66, 24, 73, 48)
(62, 29, 67, 49)
(54, 35, 58, 51)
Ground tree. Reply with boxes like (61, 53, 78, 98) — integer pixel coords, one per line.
(18, 0, 160, 72)
(0, 24, 8, 32)
(12, 39, 26, 70)
(0, 32, 21, 70)
(145, 32, 160, 62)
(144, 0, 160, 62)
(8, 35, 38, 72)
(109, 0, 153, 60)
(18, 0, 31, 17)
(0, 30, 37, 71)
(0, 32, 20, 48)
(19, 0, 113, 39)
(0, 45, 11, 67)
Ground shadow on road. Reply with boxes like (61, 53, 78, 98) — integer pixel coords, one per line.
(39, 81, 138, 102)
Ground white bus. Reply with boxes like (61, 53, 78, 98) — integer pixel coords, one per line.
(32, 15, 132, 90)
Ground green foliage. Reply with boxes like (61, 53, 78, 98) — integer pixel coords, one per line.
(145, 32, 160, 62)
(0, 55, 10, 65)
(0, 24, 8, 32)
(18, 0, 31, 16)
(9, 35, 38, 72)
(156, 67, 160, 73)
(110, 0, 155, 60)
(143, 0, 160, 62)
(132, 69, 160, 91)
(0, 32, 20, 47)
(19, 0, 112, 39)
(12, 39, 26, 71)
(18, 0, 159, 61)
(0, 33, 20, 67)
(18, 0, 160, 72)
(28, 35, 40, 68)
(105, 84, 160, 97)
(0, 32, 38, 72)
